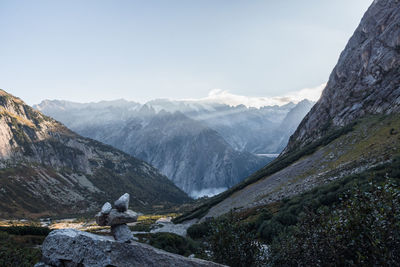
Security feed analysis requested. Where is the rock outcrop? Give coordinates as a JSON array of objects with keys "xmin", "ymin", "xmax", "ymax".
[
  {"xmin": 35, "ymin": 229, "xmax": 224, "ymax": 267},
  {"xmin": 285, "ymin": 0, "xmax": 400, "ymax": 153}
]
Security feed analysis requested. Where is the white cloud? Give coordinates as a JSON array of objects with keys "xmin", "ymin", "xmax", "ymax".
[
  {"xmin": 189, "ymin": 187, "xmax": 227, "ymax": 199},
  {"xmin": 185, "ymin": 83, "xmax": 326, "ymax": 108},
  {"xmin": 279, "ymin": 83, "xmax": 326, "ymax": 104}
]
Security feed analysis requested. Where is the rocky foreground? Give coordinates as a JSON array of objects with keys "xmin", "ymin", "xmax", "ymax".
[
  {"xmin": 35, "ymin": 193, "xmax": 224, "ymax": 267},
  {"xmin": 34, "ymin": 229, "xmax": 223, "ymax": 267}
]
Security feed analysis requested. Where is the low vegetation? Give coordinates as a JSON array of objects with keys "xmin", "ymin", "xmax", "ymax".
[
  {"xmin": 0, "ymin": 225, "xmax": 51, "ymax": 236},
  {"xmin": 136, "ymin": 232, "xmax": 198, "ymax": 257},
  {"xmin": 186, "ymin": 155, "xmax": 400, "ymax": 266},
  {"xmin": 269, "ymin": 180, "xmax": 400, "ymax": 266},
  {"xmin": 0, "ymin": 226, "xmax": 50, "ymax": 266}
]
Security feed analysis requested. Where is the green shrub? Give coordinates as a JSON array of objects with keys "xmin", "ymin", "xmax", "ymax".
[
  {"xmin": 0, "ymin": 226, "xmax": 51, "ymax": 236},
  {"xmin": 204, "ymin": 211, "xmax": 263, "ymax": 267},
  {"xmin": 254, "ymin": 209, "xmax": 273, "ymax": 229},
  {"xmin": 269, "ymin": 180, "xmax": 400, "ymax": 266},
  {"xmin": 258, "ymin": 220, "xmax": 283, "ymax": 243},
  {"xmin": 0, "ymin": 232, "xmax": 41, "ymax": 267},
  {"xmin": 275, "ymin": 211, "xmax": 297, "ymax": 226},
  {"xmin": 187, "ymin": 222, "xmax": 211, "ymax": 239},
  {"xmin": 147, "ymin": 232, "xmax": 198, "ymax": 257}
]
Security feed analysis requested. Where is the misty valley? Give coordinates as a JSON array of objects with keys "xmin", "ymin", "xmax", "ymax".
[{"xmin": 1, "ymin": 0, "xmax": 400, "ymax": 266}]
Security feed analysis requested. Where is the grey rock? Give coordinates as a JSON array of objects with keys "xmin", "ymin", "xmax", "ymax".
[
  {"xmin": 107, "ymin": 209, "xmax": 138, "ymax": 226},
  {"xmin": 151, "ymin": 218, "xmax": 198, "ymax": 237},
  {"xmin": 94, "ymin": 212, "xmax": 107, "ymax": 226},
  {"xmin": 111, "ymin": 224, "xmax": 133, "ymax": 243},
  {"xmin": 101, "ymin": 202, "xmax": 112, "ymax": 214},
  {"xmin": 34, "ymin": 263, "xmax": 52, "ymax": 267},
  {"xmin": 284, "ymin": 0, "xmax": 400, "ymax": 154},
  {"xmin": 114, "ymin": 193, "xmax": 129, "ymax": 212},
  {"xmin": 39, "ymin": 229, "xmax": 225, "ymax": 267}
]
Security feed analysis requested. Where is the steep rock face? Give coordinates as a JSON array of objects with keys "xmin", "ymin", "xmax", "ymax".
[
  {"xmin": 285, "ymin": 0, "xmax": 400, "ymax": 153},
  {"xmin": 175, "ymin": 0, "xmax": 400, "ymax": 222},
  {"xmin": 0, "ymin": 90, "xmax": 189, "ymax": 218},
  {"xmin": 75, "ymin": 111, "xmax": 269, "ymax": 197},
  {"xmin": 274, "ymin": 100, "xmax": 314, "ymax": 152}
]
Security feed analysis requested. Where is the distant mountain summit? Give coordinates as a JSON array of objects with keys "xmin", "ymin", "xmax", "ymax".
[
  {"xmin": 0, "ymin": 89, "xmax": 189, "ymax": 218},
  {"xmin": 35, "ymin": 98, "xmax": 313, "ymax": 197},
  {"xmin": 285, "ymin": 0, "xmax": 400, "ymax": 153}
]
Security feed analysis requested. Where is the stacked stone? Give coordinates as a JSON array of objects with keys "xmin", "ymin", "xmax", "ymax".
[{"xmin": 95, "ymin": 193, "xmax": 138, "ymax": 243}]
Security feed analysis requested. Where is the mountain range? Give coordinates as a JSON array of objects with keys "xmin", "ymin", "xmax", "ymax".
[
  {"xmin": 0, "ymin": 90, "xmax": 189, "ymax": 218},
  {"xmin": 35, "ymin": 98, "xmax": 314, "ymax": 197}
]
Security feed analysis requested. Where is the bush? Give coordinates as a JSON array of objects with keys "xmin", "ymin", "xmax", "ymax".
[
  {"xmin": 0, "ymin": 226, "xmax": 51, "ymax": 236},
  {"xmin": 0, "ymin": 232, "xmax": 41, "ymax": 267},
  {"xmin": 275, "ymin": 211, "xmax": 297, "ymax": 226},
  {"xmin": 187, "ymin": 222, "xmax": 211, "ymax": 239},
  {"xmin": 269, "ymin": 180, "xmax": 400, "ymax": 266},
  {"xmin": 258, "ymin": 220, "xmax": 283, "ymax": 243},
  {"xmin": 147, "ymin": 232, "xmax": 198, "ymax": 257},
  {"xmin": 204, "ymin": 211, "xmax": 264, "ymax": 267}
]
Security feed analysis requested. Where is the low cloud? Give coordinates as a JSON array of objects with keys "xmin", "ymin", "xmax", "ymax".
[
  {"xmin": 184, "ymin": 83, "xmax": 326, "ymax": 108},
  {"xmin": 189, "ymin": 187, "xmax": 227, "ymax": 199}
]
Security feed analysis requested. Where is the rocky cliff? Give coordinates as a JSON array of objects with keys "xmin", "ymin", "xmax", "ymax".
[
  {"xmin": 0, "ymin": 89, "xmax": 189, "ymax": 218},
  {"xmin": 285, "ymin": 0, "xmax": 400, "ymax": 153},
  {"xmin": 175, "ymin": 0, "xmax": 400, "ymax": 222}
]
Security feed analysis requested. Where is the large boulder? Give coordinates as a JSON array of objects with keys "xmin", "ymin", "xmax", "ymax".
[{"xmin": 36, "ymin": 229, "xmax": 225, "ymax": 267}]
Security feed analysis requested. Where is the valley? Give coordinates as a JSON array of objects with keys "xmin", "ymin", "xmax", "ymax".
[
  {"xmin": 35, "ymin": 98, "xmax": 312, "ymax": 197},
  {"xmin": 1, "ymin": 0, "xmax": 400, "ymax": 266}
]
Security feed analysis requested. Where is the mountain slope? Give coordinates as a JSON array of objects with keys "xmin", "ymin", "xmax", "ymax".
[
  {"xmin": 51, "ymin": 109, "xmax": 269, "ymax": 197},
  {"xmin": 174, "ymin": 0, "xmax": 400, "ymax": 222},
  {"xmin": 187, "ymin": 102, "xmax": 302, "ymax": 154},
  {"xmin": 0, "ymin": 89, "xmax": 189, "ymax": 218},
  {"xmin": 284, "ymin": 0, "xmax": 400, "ymax": 153}
]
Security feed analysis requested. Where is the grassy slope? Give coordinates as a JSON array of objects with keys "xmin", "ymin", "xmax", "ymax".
[{"xmin": 174, "ymin": 114, "xmax": 400, "ymax": 223}]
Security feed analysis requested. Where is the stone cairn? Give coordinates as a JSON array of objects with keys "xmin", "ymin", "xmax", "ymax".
[{"xmin": 95, "ymin": 193, "xmax": 138, "ymax": 243}]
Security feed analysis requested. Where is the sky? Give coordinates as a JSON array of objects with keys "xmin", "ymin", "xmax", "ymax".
[{"xmin": 0, "ymin": 0, "xmax": 372, "ymax": 106}]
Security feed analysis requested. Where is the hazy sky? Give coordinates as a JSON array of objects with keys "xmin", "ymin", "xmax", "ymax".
[{"xmin": 0, "ymin": 0, "xmax": 372, "ymax": 105}]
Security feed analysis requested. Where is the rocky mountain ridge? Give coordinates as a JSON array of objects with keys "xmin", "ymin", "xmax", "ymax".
[
  {"xmin": 285, "ymin": 0, "xmax": 400, "ymax": 153},
  {"xmin": 175, "ymin": 0, "xmax": 400, "ymax": 222},
  {"xmin": 0, "ymin": 89, "xmax": 189, "ymax": 218},
  {"xmin": 35, "ymin": 98, "xmax": 313, "ymax": 197}
]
